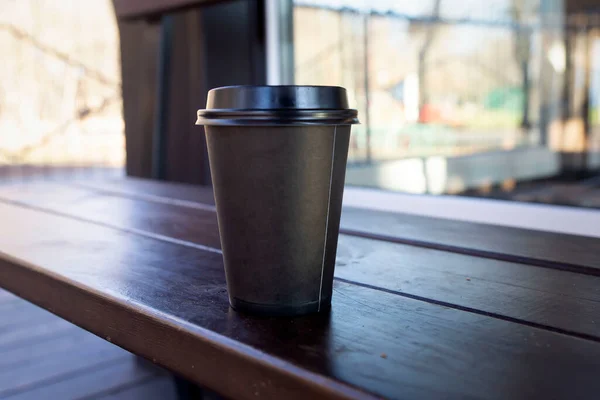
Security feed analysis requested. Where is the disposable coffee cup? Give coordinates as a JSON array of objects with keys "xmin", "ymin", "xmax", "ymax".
[{"xmin": 196, "ymin": 85, "xmax": 358, "ymax": 316}]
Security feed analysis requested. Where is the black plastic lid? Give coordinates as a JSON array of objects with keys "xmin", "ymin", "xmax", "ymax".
[{"xmin": 196, "ymin": 85, "xmax": 359, "ymax": 126}]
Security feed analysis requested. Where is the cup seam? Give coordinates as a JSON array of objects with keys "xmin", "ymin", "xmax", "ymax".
[{"xmin": 318, "ymin": 125, "xmax": 337, "ymax": 311}]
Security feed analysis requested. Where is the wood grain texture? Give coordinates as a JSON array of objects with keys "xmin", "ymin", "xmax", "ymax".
[
  {"xmin": 0, "ymin": 183, "xmax": 221, "ymax": 249},
  {"xmin": 74, "ymin": 178, "xmax": 215, "ymax": 205},
  {"xmin": 340, "ymin": 207, "xmax": 600, "ymax": 275},
  {"xmin": 2, "ymin": 183, "xmax": 600, "ymax": 341},
  {"xmin": 335, "ymin": 235, "xmax": 600, "ymax": 340},
  {"xmin": 1, "ymin": 203, "xmax": 600, "ymax": 399},
  {"xmin": 72, "ymin": 178, "xmax": 600, "ymax": 274}
]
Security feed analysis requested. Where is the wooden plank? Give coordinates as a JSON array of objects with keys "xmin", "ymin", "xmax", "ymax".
[
  {"xmin": 0, "ymin": 303, "xmax": 59, "ymax": 332},
  {"xmin": 116, "ymin": 18, "xmax": 161, "ymax": 178},
  {"xmin": 0, "ymin": 339, "xmax": 129, "ymax": 397},
  {"xmin": 72, "ymin": 178, "xmax": 600, "ymax": 273},
  {"xmin": 1, "ymin": 203, "xmax": 600, "ymax": 399},
  {"xmin": 160, "ymin": 0, "xmax": 266, "ymax": 184},
  {"xmin": 95, "ymin": 376, "xmax": 178, "ymax": 400},
  {"xmin": 4, "ymin": 357, "xmax": 156, "ymax": 400},
  {"xmin": 0, "ymin": 318, "xmax": 76, "ymax": 352},
  {"xmin": 335, "ymin": 235, "xmax": 600, "ymax": 341},
  {"xmin": 162, "ymin": 8, "xmax": 211, "ymax": 185},
  {"xmin": 71, "ymin": 178, "xmax": 216, "ymax": 211},
  {"xmin": 0, "ymin": 184, "xmax": 221, "ymax": 249},
  {"xmin": 74, "ymin": 178, "xmax": 215, "ymax": 205},
  {"xmin": 70, "ymin": 178, "xmax": 216, "ymax": 206},
  {"xmin": 0, "ymin": 329, "xmax": 103, "ymax": 371},
  {"xmin": 2, "ymin": 183, "xmax": 600, "ymax": 341},
  {"xmin": 339, "ymin": 207, "xmax": 600, "ymax": 275}
]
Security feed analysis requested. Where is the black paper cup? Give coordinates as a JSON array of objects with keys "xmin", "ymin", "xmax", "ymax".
[{"xmin": 196, "ymin": 86, "xmax": 358, "ymax": 316}]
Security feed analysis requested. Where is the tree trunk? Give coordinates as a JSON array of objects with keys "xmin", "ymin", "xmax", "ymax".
[{"xmin": 521, "ymin": 59, "xmax": 531, "ymax": 129}]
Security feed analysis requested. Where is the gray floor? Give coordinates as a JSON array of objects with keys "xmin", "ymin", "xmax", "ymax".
[{"xmin": 0, "ymin": 289, "xmax": 178, "ymax": 400}]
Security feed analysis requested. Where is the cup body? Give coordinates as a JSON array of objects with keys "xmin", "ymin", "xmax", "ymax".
[
  {"xmin": 196, "ymin": 85, "xmax": 358, "ymax": 316},
  {"xmin": 206, "ymin": 124, "xmax": 350, "ymax": 316}
]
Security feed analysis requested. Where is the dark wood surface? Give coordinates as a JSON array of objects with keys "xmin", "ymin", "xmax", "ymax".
[
  {"xmin": 70, "ymin": 178, "xmax": 600, "ymax": 274},
  {"xmin": 340, "ymin": 207, "xmax": 600, "ymax": 275},
  {"xmin": 0, "ymin": 290, "xmax": 176, "ymax": 400},
  {"xmin": 76, "ymin": 177, "xmax": 216, "ymax": 205},
  {"xmin": 115, "ymin": 0, "xmax": 267, "ymax": 183},
  {"xmin": 162, "ymin": 7, "xmax": 211, "ymax": 185},
  {"xmin": 2, "ymin": 182, "xmax": 600, "ymax": 342},
  {"xmin": 162, "ymin": 0, "xmax": 266, "ymax": 184},
  {"xmin": 0, "ymin": 179, "xmax": 599, "ymax": 399}
]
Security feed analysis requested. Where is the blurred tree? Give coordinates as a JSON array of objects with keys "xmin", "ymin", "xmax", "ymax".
[
  {"xmin": 510, "ymin": 0, "xmax": 536, "ymax": 130},
  {"xmin": 0, "ymin": 0, "xmax": 122, "ymax": 167},
  {"xmin": 418, "ymin": 0, "xmax": 441, "ymax": 122}
]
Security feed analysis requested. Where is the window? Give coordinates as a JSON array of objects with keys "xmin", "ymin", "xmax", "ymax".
[
  {"xmin": 289, "ymin": 0, "xmax": 600, "ymax": 210},
  {"xmin": 0, "ymin": 0, "xmax": 124, "ymax": 181}
]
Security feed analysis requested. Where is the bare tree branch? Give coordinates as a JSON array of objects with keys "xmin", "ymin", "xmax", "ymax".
[
  {"xmin": 0, "ymin": 23, "xmax": 120, "ymax": 88},
  {"xmin": 0, "ymin": 95, "xmax": 120, "ymax": 163},
  {"xmin": 510, "ymin": 0, "xmax": 533, "ymax": 129}
]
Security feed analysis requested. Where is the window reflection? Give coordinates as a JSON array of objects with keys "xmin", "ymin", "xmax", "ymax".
[{"xmin": 294, "ymin": 0, "xmax": 600, "ymax": 207}]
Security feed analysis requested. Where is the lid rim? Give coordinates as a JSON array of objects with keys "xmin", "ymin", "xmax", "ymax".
[{"xmin": 196, "ymin": 108, "xmax": 359, "ymax": 126}]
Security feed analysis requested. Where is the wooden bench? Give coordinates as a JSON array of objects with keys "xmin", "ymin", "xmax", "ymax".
[{"xmin": 0, "ymin": 178, "xmax": 599, "ymax": 399}]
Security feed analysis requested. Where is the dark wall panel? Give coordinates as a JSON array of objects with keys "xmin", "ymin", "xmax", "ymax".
[{"xmin": 115, "ymin": 0, "xmax": 266, "ymax": 184}]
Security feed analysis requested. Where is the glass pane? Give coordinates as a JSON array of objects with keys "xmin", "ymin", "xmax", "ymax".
[
  {"xmin": 0, "ymin": 0, "xmax": 123, "ymax": 182},
  {"xmin": 293, "ymin": 0, "xmax": 600, "ymax": 208}
]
